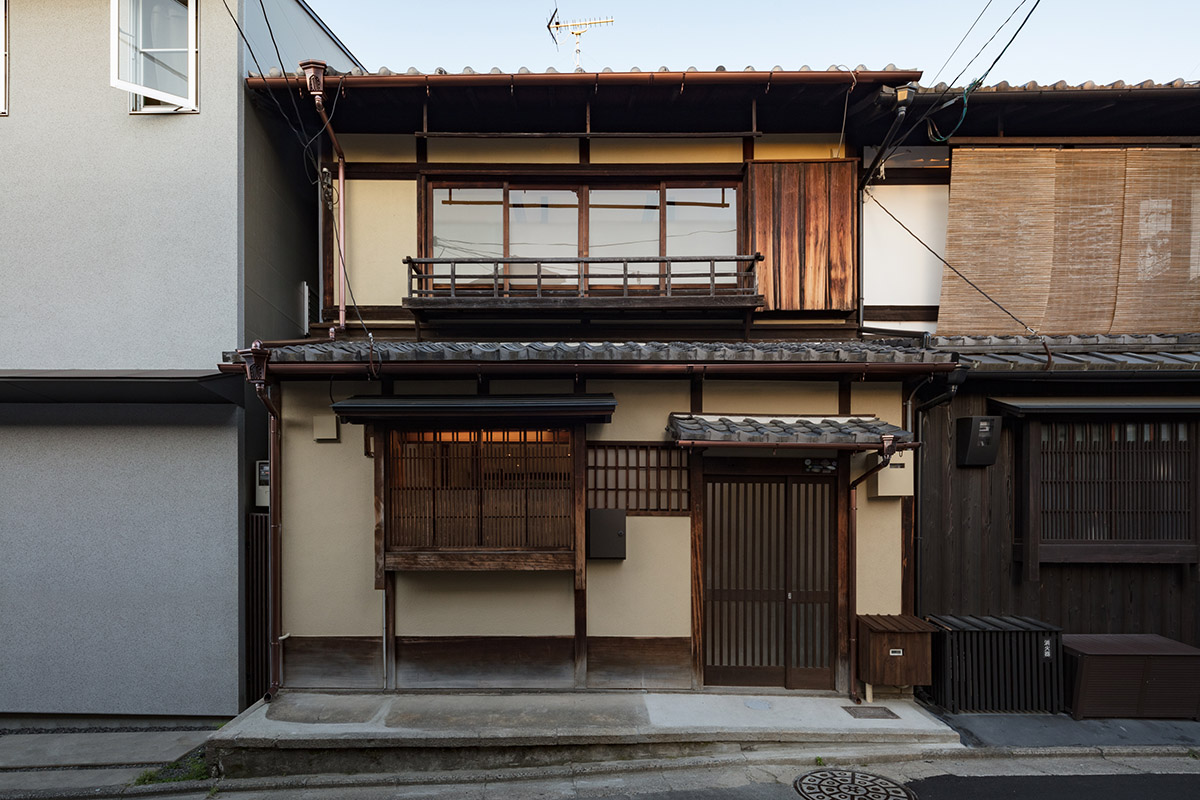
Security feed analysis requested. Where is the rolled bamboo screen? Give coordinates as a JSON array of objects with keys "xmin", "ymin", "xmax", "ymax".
[{"xmin": 938, "ymin": 148, "xmax": 1200, "ymax": 336}]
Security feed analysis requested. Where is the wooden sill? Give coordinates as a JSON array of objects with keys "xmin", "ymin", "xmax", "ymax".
[
  {"xmin": 1020, "ymin": 541, "xmax": 1199, "ymax": 564},
  {"xmin": 385, "ymin": 550, "xmax": 575, "ymax": 571}
]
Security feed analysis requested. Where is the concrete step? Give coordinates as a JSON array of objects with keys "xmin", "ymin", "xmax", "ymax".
[{"xmin": 207, "ymin": 692, "xmax": 964, "ymax": 778}]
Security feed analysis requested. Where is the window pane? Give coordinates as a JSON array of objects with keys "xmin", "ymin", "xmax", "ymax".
[
  {"xmin": 431, "ymin": 188, "xmax": 503, "ymax": 259},
  {"xmin": 667, "ymin": 187, "xmax": 738, "ymax": 286},
  {"xmin": 115, "ymin": 0, "xmax": 191, "ymax": 104},
  {"xmin": 431, "ymin": 188, "xmax": 502, "ymax": 285},
  {"xmin": 510, "ymin": 189, "xmax": 579, "ymax": 286},
  {"xmin": 590, "ymin": 189, "xmax": 660, "ymax": 286}
]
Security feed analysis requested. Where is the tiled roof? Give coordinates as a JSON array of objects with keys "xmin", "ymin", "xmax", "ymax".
[
  {"xmin": 255, "ymin": 65, "xmax": 1199, "ymax": 92},
  {"xmin": 668, "ymin": 413, "xmax": 913, "ymax": 445},
  {"xmin": 934, "ymin": 334, "xmax": 1200, "ymax": 372},
  {"xmin": 225, "ymin": 340, "xmax": 953, "ymax": 365},
  {"xmin": 259, "ymin": 64, "xmax": 912, "ymax": 77}
]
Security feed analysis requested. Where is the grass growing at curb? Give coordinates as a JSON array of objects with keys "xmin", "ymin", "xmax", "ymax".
[{"xmin": 132, "ymin": 750, "xmax": 210, "ymax": 785}]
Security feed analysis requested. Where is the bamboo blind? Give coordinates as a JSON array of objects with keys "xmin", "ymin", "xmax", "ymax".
[{"xmin": 939, "ymin": 148, "xmax": 1200, "ymax": 336}]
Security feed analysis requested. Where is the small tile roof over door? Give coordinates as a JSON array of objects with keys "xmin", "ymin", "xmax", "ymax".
[{"xmin": 668, "ymin": 413, "xmax": 913, "ymax": 446}]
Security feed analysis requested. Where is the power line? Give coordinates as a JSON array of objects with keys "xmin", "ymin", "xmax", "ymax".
[
  {"xmin": 927, "ymin": 1, "xmax": 994, "ymax": 88},
  {"xmin": 865, "ymin": 190, "xmax": 1037, "ymax": 335}
]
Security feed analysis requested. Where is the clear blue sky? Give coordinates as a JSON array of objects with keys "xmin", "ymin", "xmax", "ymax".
[{"xmin": 301, "ymin": 0, "xmax": 1199, "ymax": 86}]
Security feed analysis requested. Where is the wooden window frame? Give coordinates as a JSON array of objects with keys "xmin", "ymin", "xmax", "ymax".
[
  {"xmin": 587, "ymin": 441, "xmax": 690, "ymax": 516},
  {"xmin": 1019, "ymin": 417, "xmax": 1200, "ymax": 580},
  {"xmin": 382, "ymin": 425, "xmax": 585, "ymax": 572},
  {"xmin": 425, "ymin": 178, "xmax": 744, "ymax": 262}
]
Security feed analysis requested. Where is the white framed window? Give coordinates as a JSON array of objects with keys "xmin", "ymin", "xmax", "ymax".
[
  {"xmin": 111, "ymin": 0, "xmax": 198, "ymax": 112},
  {"xmin": 2, "ymin": 1, "xmax": 8, "ymax": 116}
]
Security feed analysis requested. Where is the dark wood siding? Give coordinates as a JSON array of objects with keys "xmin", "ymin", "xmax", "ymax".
[
  {"xmin": 918, "ymin": 392, "xmax": 1200, "ymax": 647},
  {"xmin": 747, "ymin": 161, "xmax": 857, "ymax": 312}
]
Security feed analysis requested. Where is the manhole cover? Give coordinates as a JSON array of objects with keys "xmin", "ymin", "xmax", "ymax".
[
  {"xmin": 842, "ymin": 705, "xmax": 900, "ymax": 720},
  {"xmin": 794, "ymin": 769, "xmax": 915, "ymax": 800}
]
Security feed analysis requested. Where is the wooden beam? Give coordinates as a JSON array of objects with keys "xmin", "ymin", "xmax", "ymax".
[
  {"xmin": 385, "ymin": 551, "xmax": 575, "ymax": 571},
  {"xmin": 1023, "ymin": 420, "xmax": 1042, "ymax": 583},
  {"xmin": 384, "ymin": 572, "xmax": 396, "ymax": 689},
  {"xmin": 901, "ymin": 496, "xmax": 915, "ymax": 616}
]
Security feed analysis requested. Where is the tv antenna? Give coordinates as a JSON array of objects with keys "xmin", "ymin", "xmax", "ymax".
[{"xmin": 546, "ymin": 8, "xmax": 614, "ymax": 70}]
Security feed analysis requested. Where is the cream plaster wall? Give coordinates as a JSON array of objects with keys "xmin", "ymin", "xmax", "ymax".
[
  {"xmin": 755, "ymin": 135, "xmax": 845, "ymax": 159},
  {"xmin": 428, "ymin": 139, "xmax": 579, "ymax": 164},
  {"xmin": 701, "ymin": 380, "xmax": 840, "ymax": 416},
  {"xmin": 394, "ymin": 573, "xmax": 575, "ymax": 636},
  {"xmin": 587, "ymin": 517, "xmax": 691, "ymax": 637},
  {"xmin": 281, "ymin": 381, "xmax": 382, "ymax": 636},
  {"xmin": 850, "ymin": 382, "xmax": 903, "ymax": 424},
  {"xmin": 340, "ymin": 134, "xmax": 417, "ymax": 162},
  {"xmin": 854, "ymin": 485, "xmax": 903, "ymax": 616},
  {"xmin": 848, "ymin": 381, "xmax": 906, "ymax": 615},
  {"xmin": 344, "ymin": 179, "xmax": 418, "ymax": 307},
  {"xmin": 586, "ymin": 380, "xmax": 690, "ymax": 442},
  {"xmin": 590, "ymin": 139, "xmax": 742, "ymax": 164}
]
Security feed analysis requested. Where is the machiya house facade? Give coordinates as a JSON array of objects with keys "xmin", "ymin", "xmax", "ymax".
[{"xmin": 224, "ymin": 63, "xmax": 961, "ymax": 696}]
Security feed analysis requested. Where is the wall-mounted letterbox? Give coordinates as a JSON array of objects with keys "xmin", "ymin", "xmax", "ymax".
[
  {"xmin": 956, "ymin": 415, "xmax": 1001, "ymax": 467},
  {"xmin": 587, "ymin": 509, "xmax": 626, "ymax": 559},
  {"xmin": 858, "ymin": 614, "xmax": 938, "ymax": 687}
]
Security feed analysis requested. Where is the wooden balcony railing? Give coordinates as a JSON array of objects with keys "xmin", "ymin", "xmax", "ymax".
[{"xmin": 402, "ymin": 255, "xmax": 763, "ymax": 315}]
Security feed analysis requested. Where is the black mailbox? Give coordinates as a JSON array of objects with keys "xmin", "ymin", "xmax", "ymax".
[
  {"xmin": 587, "ymin": 509, "xmax": 626, "ymax": 559},
  {"xmin": 956, "ymin": 415, "xmax": 1001, "ymax": 467}
]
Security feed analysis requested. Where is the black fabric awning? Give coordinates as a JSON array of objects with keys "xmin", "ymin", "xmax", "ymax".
[
  {"xmin": 331, "ymin": 394, "xmax": 617, "ymax": 426},
  {"xmin": 990, "ymin": 397, "xmax": 1200, "ymax": 417}
]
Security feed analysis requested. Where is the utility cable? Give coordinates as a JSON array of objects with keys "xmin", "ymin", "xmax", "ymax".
[
  {"xmin": 927, "ymin": 0, "xmax": 994, "ymax": 89},
  {"xmin": 258, "ymin": 0, "xmax": 312, "ymax": 144},
  {"xmin": 865, "ymin": 190, "xmax": 1037, "ymax": 335},
  {"xmin": 327, "ymin": 183, "xmax": 380, "ymax": 378}
]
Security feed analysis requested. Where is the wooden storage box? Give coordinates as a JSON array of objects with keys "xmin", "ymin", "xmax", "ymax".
[
  {"xmin": 857, "ymin": 614, "xmax": 938, "ymax": 687},
  {"xmin": 1064, "ymin": 633, "xmax": 1200, "ymax": 720}
]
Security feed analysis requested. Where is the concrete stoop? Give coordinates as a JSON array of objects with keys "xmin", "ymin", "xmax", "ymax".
[{"xmin": 206, "ymin": 691, "xmax": 965, "ymax": 779}]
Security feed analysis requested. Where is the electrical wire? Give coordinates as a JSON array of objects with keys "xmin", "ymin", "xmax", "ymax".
[
  {"xmin": 258, "ymin": 0, "xmax": 312, "ymax": 143},
  {"xmin": 865, "ymin": 190, "xmax": 1037, "ymax": 335},
  {"xmin": 832, "ymin": 66, "xmax": 858, "ymax": 159},
  {"xmin": 869, "ymin": 0, "xmax": 1039, "ymax": 184},
  {"xmin": 327, "ymin": 184, "xmax": 380, "ymax": 378},
  {"xmin": 220, "ymin": 0, "xmax": 320, "ymax": 181},
  {"xmin": 927, "ymin": 1, "xmax": 994, "ymax": 89}
]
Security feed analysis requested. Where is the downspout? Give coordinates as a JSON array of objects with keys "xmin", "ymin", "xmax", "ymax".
[
  {"xmin": 846, "ymin": 433, "xmax": 897, "ymax": 703},
  {"xmin": 299, "ymin": 60, "xmax": 347, "ymax": 331},
  {"xmin": 238, "ymin": 342, "xmax": 283, "ymax": 701}
]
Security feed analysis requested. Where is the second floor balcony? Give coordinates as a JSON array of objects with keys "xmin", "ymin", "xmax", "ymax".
[{"xmin": 402, "ymin": 254, "xmax": 763, "ymax": 318}]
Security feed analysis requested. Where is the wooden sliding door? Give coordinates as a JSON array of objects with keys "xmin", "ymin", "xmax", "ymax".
[{"xmin": 704, "ymin": 473, "xmax": 835, "ymax": 689}]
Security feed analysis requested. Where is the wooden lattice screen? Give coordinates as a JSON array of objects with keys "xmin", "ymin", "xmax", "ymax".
[
  {"xmin": 587, "ymin": 443, "xmax": 689, "ymax": 515},
  {"xmin": 1039, "ymin": 420, "xmax": 1194, "ymax": 543},
  {"xmin": 387, "ymin": 429, "xmax": 574, "ymax": 550}
]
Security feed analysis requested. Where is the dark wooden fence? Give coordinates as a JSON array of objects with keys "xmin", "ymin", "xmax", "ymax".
[{"xmin": 245, "ymin": 512, "xmax": 270, "ymax": 704}]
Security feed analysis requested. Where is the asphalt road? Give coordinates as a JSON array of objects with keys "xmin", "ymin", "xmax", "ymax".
[{"xmin": 906, "ymin": 773, "xmax": 1200, "ymax": 800}]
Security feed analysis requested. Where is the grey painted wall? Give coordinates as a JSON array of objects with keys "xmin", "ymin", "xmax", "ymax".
[
  {"xmin": 0, "ymin": 405, "xmax": 242, "ymax": 717},
  {"xmin": 1, "ymin": 0, "xmax": 243, "ymax": 371}
]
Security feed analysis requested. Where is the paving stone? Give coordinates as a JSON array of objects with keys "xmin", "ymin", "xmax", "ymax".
[
  {"xmin": 0, "ymin": 767, "xmax": 145, "ymax": 792},
  {"xmin": 0, "ymin": 731, "xmax": 210, "ymax": 769}
]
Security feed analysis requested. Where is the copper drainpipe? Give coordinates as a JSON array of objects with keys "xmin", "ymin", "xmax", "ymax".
[
  {"xmin": 299, "ymin": 60, "xmax": 347, "ymax": 331},
  {"xmin": 238, "ymin": 341, "xmax": 284, "ymax": 700},
  {"xmin": 846, "ymin": 433, "xmax": 898, "ymax": 703}
]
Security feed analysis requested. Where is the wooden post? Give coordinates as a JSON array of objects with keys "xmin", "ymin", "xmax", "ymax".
[
  {"xmin": 573, "ymin": 426, "xmax": 588, "ymax": 686},
  {"xmin": 1023, "ymin": 420, "xmax": 1042, "ymax": 583},
  {"xmin": 689, "ymin": 450, "xmax": 705, "ymax": 688}
]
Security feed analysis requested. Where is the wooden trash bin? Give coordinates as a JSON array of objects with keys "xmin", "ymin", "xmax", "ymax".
[
  {"xmin": 857, "ymin": 614, "xmax": 938, "ymax": 696},
  {"xmin": 1064, "ymin": 633, "xmax": 1200, "ymax": 720}
]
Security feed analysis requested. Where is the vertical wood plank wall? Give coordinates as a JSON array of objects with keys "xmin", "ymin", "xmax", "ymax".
[
  {"xmin": 748, "ymin": 161, "xmax": 857, "ymax": 312},
  {"xmin": 918, "ymin": 393, "xmax": 1200, "ymax": 647}
]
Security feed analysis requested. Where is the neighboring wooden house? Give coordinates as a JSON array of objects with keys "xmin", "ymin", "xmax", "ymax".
[
  {"xmin": 894, "ymin": 82, "xmax": 1200, "ymax": 645},
  {"xmin": 225, "ymin": 63, "xmax": 958, "ymax": 696}
]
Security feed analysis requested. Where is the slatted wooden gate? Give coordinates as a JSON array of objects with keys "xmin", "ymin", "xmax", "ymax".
[{"xmin": 704, "ymin": 475, "xmax": 835, "ymax": 689}]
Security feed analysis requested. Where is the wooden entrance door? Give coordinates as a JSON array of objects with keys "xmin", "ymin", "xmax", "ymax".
[{"xmin": 703, "ymin": 474, "xmax": 835, "ymax": 689}]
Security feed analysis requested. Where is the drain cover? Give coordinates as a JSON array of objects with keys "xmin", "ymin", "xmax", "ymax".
[
  {"xmin": 794, "ymin": 769, "xmax": 915, "ymax": 800},
  {"xmin": 842, "ymin": 705, "xmax": 900, "ymax": 720}
]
